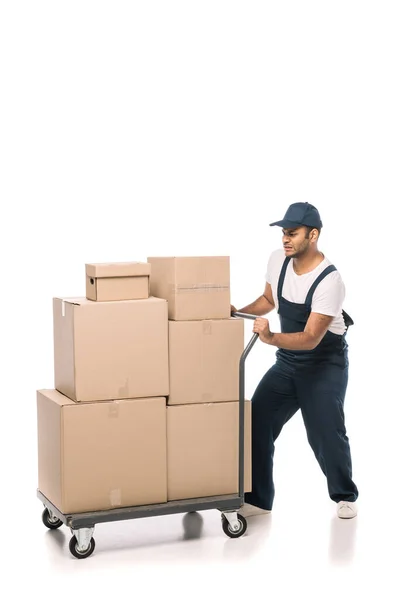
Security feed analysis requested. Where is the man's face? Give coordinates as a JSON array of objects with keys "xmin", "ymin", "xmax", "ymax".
[{"xmin": 282, "ymin": 226, "xmax": 312, "ymax": 258}]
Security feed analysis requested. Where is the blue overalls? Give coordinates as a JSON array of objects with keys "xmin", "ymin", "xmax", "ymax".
[{"xmin": 244, "ymin": 257, "xmax": 359, "ymax": 510}]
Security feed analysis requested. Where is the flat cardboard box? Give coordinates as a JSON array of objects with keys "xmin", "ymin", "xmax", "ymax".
[
  {"xmin": 147, "ymin": 256, "xmax": 230, "ymax": 320},
  {"xmin": 168, "ymin": 318, "xmax": 244, "ymax": 405},
  {"xmin": 53, "ymin": 296, "xmax": 169, "ymax": 402},
  {"xmin": 37, "ymin": 390, "xmax": 167, "ymax": 513},
  {"xmin": 167, "ymin": 400, "xmax": 252, "ymax": 501},
  {"xmin": 86, "ymin": 262, "xmax": 150, "ymax": 301}
]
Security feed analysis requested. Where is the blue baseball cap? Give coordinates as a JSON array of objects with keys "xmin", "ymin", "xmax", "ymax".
[{"xmin": 269, "ymin": 202, "xmax": 323, "ymax": 229}]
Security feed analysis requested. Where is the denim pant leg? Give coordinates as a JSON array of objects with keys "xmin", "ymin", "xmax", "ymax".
[
  {"xmin": 295, "ymin": 361, "xmax": 359, "ymax": 503},
  {"xmin": 244, "ymin": 361, "xmax": 299, "ymax": 510}
]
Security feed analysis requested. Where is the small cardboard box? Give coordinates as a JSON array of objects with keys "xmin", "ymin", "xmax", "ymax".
[
  {"xmin": 147, "ymin": 256, "xmax": 230, "ymax": 320},
  {"xmin": 86, "ymin": 262, "xmax": 151, "ymax": 301}
]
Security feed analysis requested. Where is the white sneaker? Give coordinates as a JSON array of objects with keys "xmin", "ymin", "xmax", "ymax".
[
  {"xmin": 337, "ymin": 500, "xmax": 358, "ymax": 519},
  {"xmin": 238, "ymin": 502, "xmax": 271, "ymax": 518}
]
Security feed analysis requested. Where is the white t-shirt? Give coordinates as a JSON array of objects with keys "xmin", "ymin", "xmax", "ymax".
[{"xmin": 265, "ymin": 249, "xmax": 346, "ymax": 335}]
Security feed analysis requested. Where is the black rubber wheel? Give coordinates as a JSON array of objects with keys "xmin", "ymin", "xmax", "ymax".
[
  {"xmin": 42, "ymin": 508, "xmax": 63, "ymax": 530},
  {"xmin": 69, "ymin": 535, "xmax": 96, "ymax": 559},
  {"xmin": 222, "ymin": 514, "xmax": 247, "ymax": 538}
]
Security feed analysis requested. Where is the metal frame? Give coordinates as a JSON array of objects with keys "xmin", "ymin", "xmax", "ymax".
[
  {"xmin": 236, "ymin": 313, "xmax": 259, "ymax": 499},
  {"xmin": 38, "ymin": 312, "xmax": 258, "ymax": 533},
  {"xmin": 38, "ymin": 490, "xmax": 245, "ymax": 529}
]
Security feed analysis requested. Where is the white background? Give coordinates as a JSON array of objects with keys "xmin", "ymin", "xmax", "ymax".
[{"xmin": 1, "ymin": 1, "xmax": 399, "ymax": 598}]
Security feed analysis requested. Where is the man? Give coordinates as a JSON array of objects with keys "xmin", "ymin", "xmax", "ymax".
[{"xmin": 231, "ymin": 202, "xmax": 358, "ymax": 519}]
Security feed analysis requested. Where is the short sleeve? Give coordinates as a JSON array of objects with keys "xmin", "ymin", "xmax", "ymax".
[
  {"xmin": 311, "ymin": 272, "xmax": 345, "ymax": 317},
  {"xmin": 265, "ymin": 252, "xmax": 276, "ymax": 283}
]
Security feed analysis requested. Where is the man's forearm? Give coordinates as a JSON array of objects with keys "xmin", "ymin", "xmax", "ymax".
[
  {"xmin": 238, "ymin": 295, "xmax": 275, "ymax": 316},
  {"xmin": 267, "ymin": 331, "xmax": 316, "ymax": 351}
]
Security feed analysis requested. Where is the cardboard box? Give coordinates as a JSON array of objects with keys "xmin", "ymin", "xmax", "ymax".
[
  {"xmin": 53, "ymin": 296, "xmax": 169, "ymax": 402},
  {"xmin": 37, "ymin": 390, "xmax": 167, "ymax": 513},
  {"xmin": 167, "ymin": 400, "xmax": 252, "ymax": 501},
  {"xmin": 168, "ymin": 318, "xmax": 244, "ymax": 405},
  {"xmin": 86, "ymin": 262, "xmax": 150, "ymax": 301},
  {"xmin": 147, "ymin": 256, "xmax": 230, "ymax": 320}
]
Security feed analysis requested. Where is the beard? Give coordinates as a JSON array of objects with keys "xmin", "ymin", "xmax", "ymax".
[{"xmin": 287, "ymin": 244, "xmax": 309, "ymax": 258}]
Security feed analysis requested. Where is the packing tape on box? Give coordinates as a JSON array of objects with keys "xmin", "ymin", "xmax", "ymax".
[
  {"xmin": 109, "ymin": 488, "xmax": 122, "ymax": 507},
  {"xmin": 118, "ymin": 379, "xmax": 130, "ymax": 398},
  {"xmin": 203, "ymin": 321, "xmax": 212, "ymax": 335},
  {"xmin": 61, "ymin": 300, "xmax": 66, "ymax": 317},
  {"xmin": 169, "ymin": 283, "xmax": 229, "ymax": 294},
  {"xmin": 108, "ymin": 403, "xmax": 119, "ymax": 418}
]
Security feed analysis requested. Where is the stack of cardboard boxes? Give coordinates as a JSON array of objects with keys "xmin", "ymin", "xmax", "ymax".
[{"xmin": 37, "ymin": 257, "xmax": 251, "ymax": 515}]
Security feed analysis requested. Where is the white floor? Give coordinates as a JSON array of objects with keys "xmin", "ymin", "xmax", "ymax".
[
  {"xmin": 6, "ymin": 411, "xmax": 399, "ymax": 600},
  {"xmin": 10, "ymin": 487, "xmax": 396, "ymax": 600}
]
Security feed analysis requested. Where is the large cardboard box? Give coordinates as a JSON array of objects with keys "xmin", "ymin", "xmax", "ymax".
[
  {"xmin": 37, "ymin": 390, "xmax": 168, "ymax": 513},
  {"xmin": 168, "ymin": 318, "xmax": 244, "ymax": 405},
  {"xmin": 167, "ymin": 400, "xmax": 252, "ymax": 501},
  {"xmin": 147, "ymin": 256, "xmax": 230, "ymax": 320},
  {"xmin": 53, "ymin": 296, "xmax": 169, "ymax": 402},
  {"xmin": 85, "ymin": 262, "xmax": 150, "ymax": 302}
]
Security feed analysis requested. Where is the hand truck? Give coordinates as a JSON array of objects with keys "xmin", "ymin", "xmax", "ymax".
[{"xmin": 38, "ymin": 312, "xmax": 258, "ymax": 558}]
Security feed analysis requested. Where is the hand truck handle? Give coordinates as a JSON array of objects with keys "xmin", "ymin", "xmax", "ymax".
[
  {"xmin": 231, "ymin": 311, "xmax": 258, "ymax": 321},
  {"xmin": 231, "ymin": 311, "xmax": 260, "ymax": 500}
]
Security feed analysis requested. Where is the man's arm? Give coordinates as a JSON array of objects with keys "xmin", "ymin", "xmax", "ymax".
[
  {"xmin": 255, "ymin": 312, "xmax": 335, "ymax": 350},
  {"xmin": 235, "ymin": 282, "xmax": 275, "ymax": 316}
]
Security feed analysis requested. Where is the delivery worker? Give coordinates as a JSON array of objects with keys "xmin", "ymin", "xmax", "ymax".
[{"xmin": 232, "ymin": 202, "xmax": 358, "ymax": 519}]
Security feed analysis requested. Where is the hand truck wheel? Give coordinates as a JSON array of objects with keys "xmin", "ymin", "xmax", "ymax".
[
  {"xmin": 221, "ymin": 513, "xmax": 247, "ymax": 538},
  {"xmin": 69, "ymin": 535, "xmax": 96, "ymax": 559},
  {"xmin": 42, "ymin": 508, "xmax": 63, "ymax": 530}
]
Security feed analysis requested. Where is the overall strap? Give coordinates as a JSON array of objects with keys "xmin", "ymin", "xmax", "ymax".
[
  {"xmin": 277, "ymin": 257, "xmax": 291, "ymax": 301},
  {"xmin": 304, "ymin": 264, "xmax": 337, "ymax": 305}
]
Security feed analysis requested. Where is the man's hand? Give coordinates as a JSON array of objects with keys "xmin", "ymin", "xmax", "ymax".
[
  {"xmin": 253, "ymin": 317, "xmax": 274, "ymax": 344},
  {"xmin": 230, "ymin": 304, "xmax": 238, "ymax": 315}
]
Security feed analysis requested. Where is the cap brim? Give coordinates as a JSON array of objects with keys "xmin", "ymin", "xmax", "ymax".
[{"xmin": 269, "ymin": 220, "xmax": 304, "ymax": 228}]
